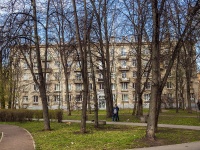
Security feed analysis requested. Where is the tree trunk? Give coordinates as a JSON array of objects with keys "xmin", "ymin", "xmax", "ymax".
[{"xmin": 31, "ymin": 0, "xmax": 50, "ymax": 130}]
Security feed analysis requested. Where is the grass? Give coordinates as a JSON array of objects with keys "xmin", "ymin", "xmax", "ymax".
[{"xmin": 1, "ymin": 108, "xmax": 200, "ymax": 150}]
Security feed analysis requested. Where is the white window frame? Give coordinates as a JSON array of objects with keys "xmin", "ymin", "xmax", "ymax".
[
  {"xmin": 133, "ymin": 71, "xmax": 137, "ymax": 78},
  {"xmin": 121, "ymin": 60, "xmax": 127, "ymax": 68},
  {"xmin": 76, "ymin": 84, "xmax": 82, "ymax": 91},
  {"xmin": 55, "ymin": 84, "xmax": 61, "ymax": 91},
  {"xmin": 111, "ymin": 83, "xmax": 115, "ymax": 90},
  {"xmin": 121, "ymin": 48, "xmax": 127, "ymax": 56},
  {"xmin": 132, "ymin": 59, "xmax": 137, "ymax": 67},
  {"xmin": 23, "ymin": 74, "xmax": 29, "ymax": 80},
  {"xmin": 99, "ymin": 83, "xmax": 104, "ymax": 90},
  {"xmin": 122, "ymin": 71, "xmax": 126, "ymax": 78},
  {"xmin": 144, "ymin": 82, "xmax": 151, "ymax": 90},
  {"xmin": 54, "ymin": 95, "xmax": 60, "ymax": 102},
  {"xmin": 23, "ymin": 96, "xmax": 28, "ymax": 102},
  {"xmin": 122, "ymin": 94, "xmax": 128, "ymax": 101},
  {"xmin": 34, "ymin": 84, "xmax": 39, "ymax": 91},
  {"xmin": 166, "ymin": 82, "xmax": 172, "ymax": 89},
  {"xmin": 121, "ymin": 82, "xmax": 128, "ymax": 90},
  {"xmin": 144, "ymin": 93, "xmax": 151, "ymax": 101},
  {"xmin": 33, "ymin": 96, "xmax": 38, "ymax": 103}
]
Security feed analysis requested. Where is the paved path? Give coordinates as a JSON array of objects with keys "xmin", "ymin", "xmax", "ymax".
[{"xmin": 0, "ymin": 124, "xmax": 35, "ymax": 150}]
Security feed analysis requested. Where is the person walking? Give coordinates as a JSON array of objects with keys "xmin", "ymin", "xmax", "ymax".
[{"xmin": 112, "ymin": 104, "xmax": 119, "ymax": 121}]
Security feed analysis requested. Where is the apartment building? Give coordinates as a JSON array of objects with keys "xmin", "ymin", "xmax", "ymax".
[{"xmin": 13, "ymin": 40, "xmax": 199, "ymax": 110}]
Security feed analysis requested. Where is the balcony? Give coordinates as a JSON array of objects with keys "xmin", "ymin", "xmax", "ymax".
[
  {"xmin": 41, "ymin": 56, "xmax": 52, "ymax": 62},
  {"xmin": 118, "ymin": 55, "xmax": 129, "ymax": 60},
  {"xmin": 43, "ymin": 68, "xmax": 52, "ymax": 73},
  {"xmin": 74, "ymin": 79, "xmax": 83, "ymax": 83},
  {"xmin": 74, "ymin": 67, "xmax": 81, "ymax": 72},
  {"xmin": 119, "ymin": 78, "xmax": 130, "ymax": 82},
  {"xmin": 97, "ymin": 78, "xmax": 104, "ymax": 82},
  {"xmin": 96, "ymin": 66, "xmax": 104, "ymax": 71},
  {"xmin": 118, "ymin": 66, "xmax": 130, "ymax": 71}
]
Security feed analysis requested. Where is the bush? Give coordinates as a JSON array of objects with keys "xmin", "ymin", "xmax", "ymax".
[
  {"xmin": 0, "ymin": 109, "xmax": 63, "ymax": 123},
  {"xmin": 49, "ymin": 109, "xmax": 63, "ymax": 123},
  {"xmin": 34, "ymin": 110, "xmax": 43, "ymax": 121}
]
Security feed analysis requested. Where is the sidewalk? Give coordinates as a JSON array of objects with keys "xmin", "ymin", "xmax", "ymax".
[{"xmin": 0, "ymin": 124, "xmax": 35, "ymax": 150}]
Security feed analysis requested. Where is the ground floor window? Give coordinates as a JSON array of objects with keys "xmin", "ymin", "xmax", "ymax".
[
  {"xmin": 144, "ymin": 93, "xmax": 151, "ymax": 101},
  {"xmin": 23, "ymin": 96, "xmax": 28, "ymax": 102},
  {"xmin": 122, "ymin": 94, "xmax": 128, "ymax": 101},
  {"xmin": 33, "ymin": 96, "xmax": 38, "ymax": 103}
]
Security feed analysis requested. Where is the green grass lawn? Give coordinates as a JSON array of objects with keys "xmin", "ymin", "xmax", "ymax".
[{"xmin": 1, "ymin": 108, "xmax": 200, "ymax": 150}]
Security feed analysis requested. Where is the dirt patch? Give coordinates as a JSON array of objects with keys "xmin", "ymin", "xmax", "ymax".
[{"xmin": 133, "ymin": 137, "xmax": 167, "ymax": 148}]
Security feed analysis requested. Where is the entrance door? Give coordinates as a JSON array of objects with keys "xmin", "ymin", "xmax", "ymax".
[{"xmin": 99, "ymin": 100, "xmax": 106, "ymax": 109}]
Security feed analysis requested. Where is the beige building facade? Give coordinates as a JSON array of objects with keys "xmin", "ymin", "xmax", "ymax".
[{"xmin": 13, "ymin": 41, "xmax": 199, "ymax": 110}]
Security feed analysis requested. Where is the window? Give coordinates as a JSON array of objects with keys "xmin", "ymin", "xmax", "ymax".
[
  {"xmin": 67, "ymin": 61, "xmax": 72, "ymax": 67},
  {"xmin": 167, "ymin": 93, "xmax": 173, "ymax": 98},
  {"xmin": 33, "ymin": 62, "xmax": 38, "ymax": 69},
  {"xmin": 46, "ymin": 73, "xmax": 49, "ymax": 81},
  {"xmin": 144, "ymin": 49, "xmax": 149, "ymax": 55},
  {"xmin": 98, "ymin": 61, "xmax": 102, "ymax": 69},
  {"xmin": 99, "ymin": 83, "xmax": 104, "ymax": 90},
  {"xmin": 54, "ymin": 95, "xmax": 60, "ymax": 102},
  {"xmin": 75, "ymin": 94, "xmax": 82, "ymax": 101},
  {"xmin": 68, "ymin": 84, "xmax": 72, "ymax": 91},
  {"xmin": 143, "ymin": 60, "xmax": 148, "ymax": 66},
  {"xmin": 46, "ymin": 85, "xmax": 49, "ymax": 91},
  {"xmin": 46, "ymin": 62, "xmax": 50, "ymax": 68},
  {"xmin": 110, "ymin": 48, "xmax": 114, "ymax": 56},
  {"xmin": 54, "ymin": 72, "xmax": 60, "ymax": 80},
  {"xmin": 143, "ymin": 71, "xmax": 148, "ymax": 77},
  {"xmin": 122, "ymin": 94, "xmax": 128, "ymax": 101},
  {"xmin": 23, "ymin": 96, "xmax": 28, "ymax": 102},
  {"xmin": 121, "ymin": 48, "xmax": 126, "ymax": 56},
  {"xmin": 23, "ymin": 63, "xmax": 28, "ymax": 69},
  {"xmin": 144, "ymin": 82, "xmax": 151, "ymax": 90},
  {"xmin": 111, "ymin": 73, "xmax": 115, "ymax": 78},
  {"xmin": 76, "ymin": 84, "xmax": 82, "ymax": 91},
  {"xmin": 34, "ymin": 73, "xmax": 39, "ymax": 80},
  {"xmin": 112, "ymin": 94, "xmax": 116, "ymax": 101},
  {"xmin": 121, "ymin": 83, "xmax": 128, "ymax": 90},
  {"xmin": 122, "ymin": 71, "xmax": 126, "ymax": 78},
  {"xmin": 76, "ymin": 61, "xmax": 81, "ymax": 69},
  {"xmin": 121, "ymin": 60, "xmax": 126, "ymax": 67},
  {"xmin": 99, "ymin": 73, "xmax": 103, "ymax": 79},
  {"xmin": 132, "ymin": 83, "xmax": 136, "ymax": 89},
  {"xmin": 34, "ymin": 84, "xmax": 39, "ymax": 91},
  {"xmin": 166, "ymin": 82, "xmax": 172, "ymax": 89},
  {"xmin": 144, "ymin": 93, "xmax": 151, "ymax": 101},
  {"xmin": 55, "ymin": 61, "xmax": 60, "ymax": 68},
  {"xmin": 132, "ymin": 59, "xmax": 137, "ymax": 67},
  {"xmin": 68, "ymin": 95, "xmax": 72, "ymax": 101},
  {"xmin": 23, "ymin": 74, "xmax": 29, "ymax": 80},
  {"xmin": 89, "ymin": 83, "xmax": 93, "ymax": 90},
  {"xmin": 55, "ymin": 84, "xmax": 60, "ymax": 91},
  {"xmin": 76, "ymin": 72, "xmax": 82, "ymax": 80},
  {"xmin": 111, "ymin": 83, "xmax": 115, "ymax": 90},
  {"xmin": 33, "ymin": 96, "xmax": 38, "ymax": 103},
  {"xmin": 133, "ymin": 71, "xmax": 137, "ymax": 78}
]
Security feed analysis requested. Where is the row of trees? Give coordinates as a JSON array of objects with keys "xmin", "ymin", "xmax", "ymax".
[{"xmin": 0, "ymin": 0, "xmax": 200, "ymax": 140}]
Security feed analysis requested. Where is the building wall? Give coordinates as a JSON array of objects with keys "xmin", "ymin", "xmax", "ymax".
[{"xmin": 14, "ymin": 42, "xmax": 199, "ymax": 110}]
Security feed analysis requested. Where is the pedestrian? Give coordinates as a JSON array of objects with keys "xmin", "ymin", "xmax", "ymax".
[
  {"xmin": 197, "ymin": 100, "xmax": 200, "ymax": 110},
  {"xmin": 112, "ymin": 104, "xmax": 119, "ymax": 121}
]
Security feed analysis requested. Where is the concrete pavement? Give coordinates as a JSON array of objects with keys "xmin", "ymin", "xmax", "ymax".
[{"xmin": 0, "ymin": 124, "xmax": 35, "ymax": 150}]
